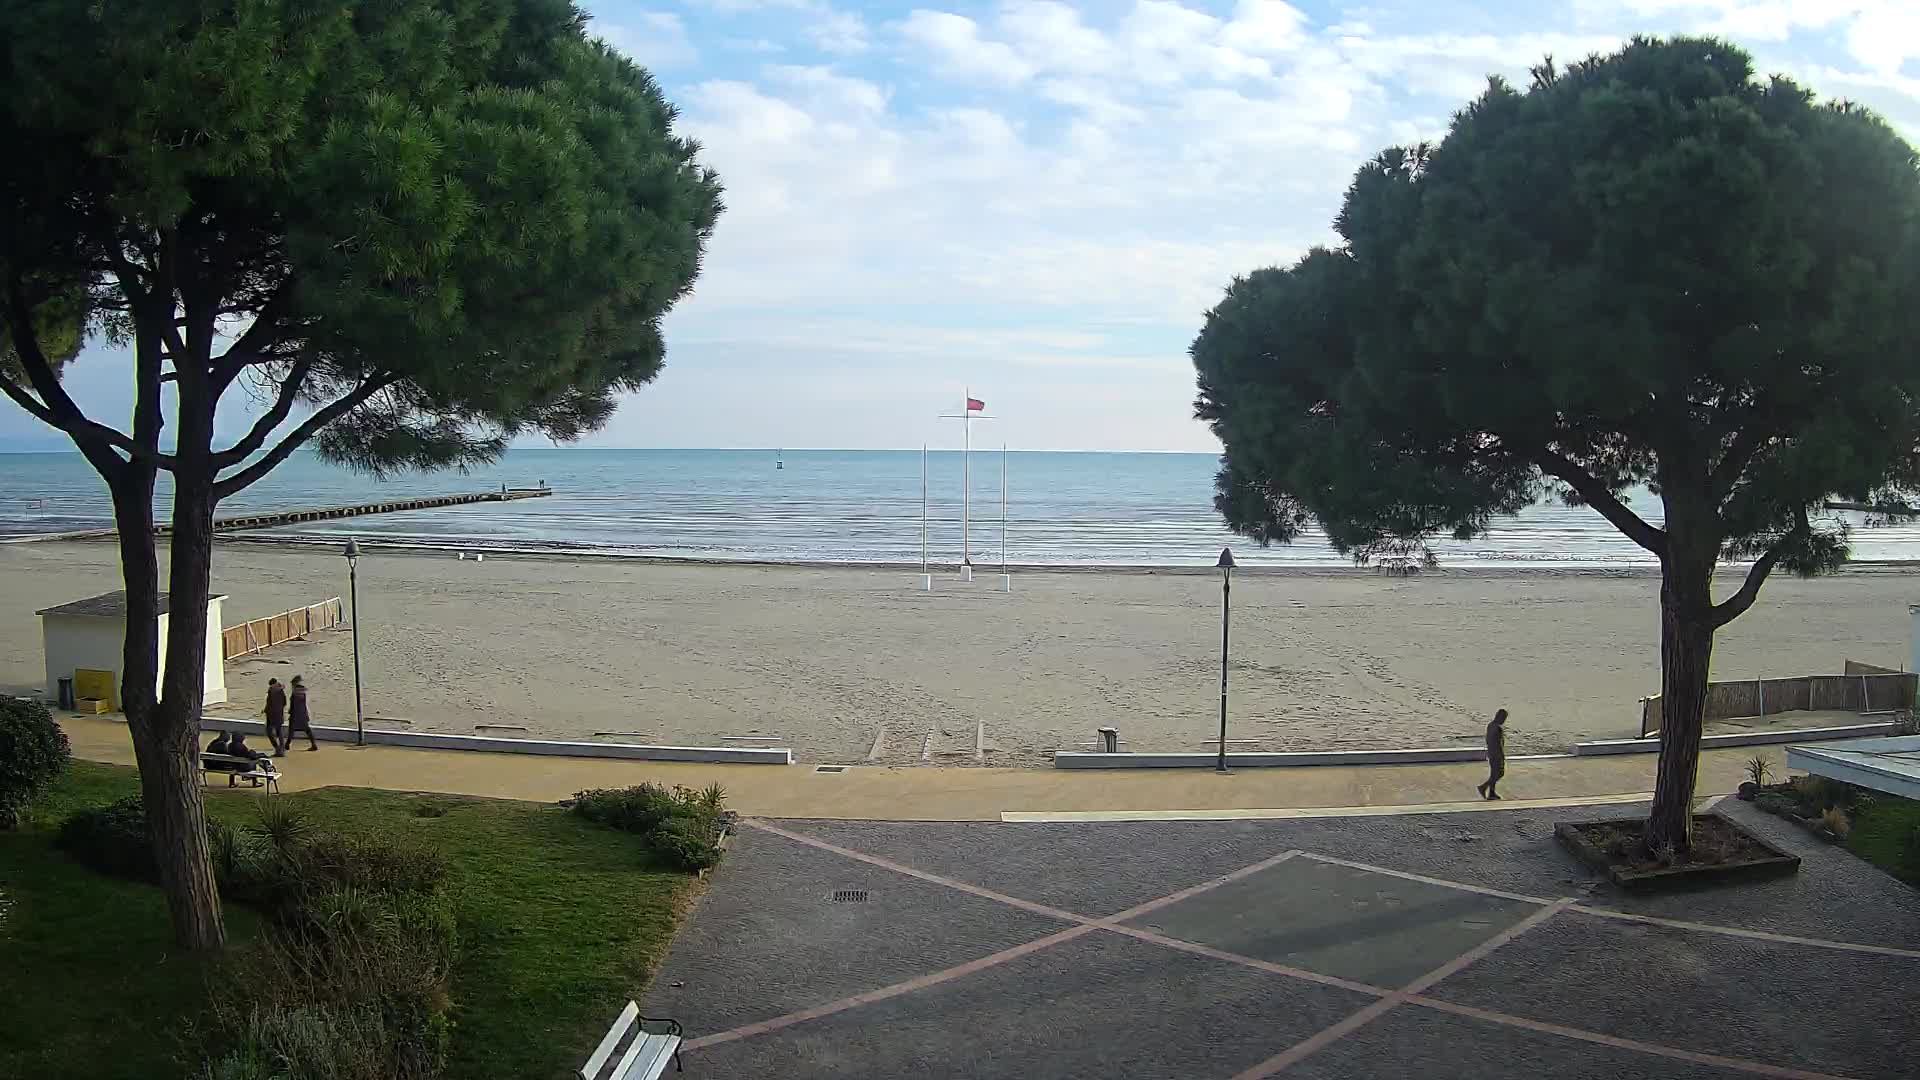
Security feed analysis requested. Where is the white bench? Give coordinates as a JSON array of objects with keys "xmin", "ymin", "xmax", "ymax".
[
  {"xmin": 581, "ymin": 1001, "xmax": 682, "ymax": 1079},
  {"xmin": 200, "ymin": 753, "xmax": 279, "ymax": 794}
]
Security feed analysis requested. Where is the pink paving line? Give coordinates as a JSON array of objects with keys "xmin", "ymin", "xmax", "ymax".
[
  {"xmin": 682, "ymin": 923, "xmax": 1098, "ymax": 1052},
  {"xmin": 1408, "ymin": 999, "xmax": 1856, "ymax": 1080},
  {"xmin": 687, "ymin": 827, "xmax": 1320, "ymax": 1052},
  {"xmin": 1227, "ymin": 900, "xmax": 1574, "ymax": 1079},
  {"xmin": 744, "ymin": 819, "xmax": 1086, "ymax": 924},
  {"xmin": 1293, "ymin": 852, "xmax": 1554, "ymax": 904},
  {"xmin": 1106, "ymin": 924, "xmax": 1390, "ymax": 998},
  {"xmin": 715, "ymin": 821, "xmax": 1903, "ymax": 1078},
  {"xmin": 1566, "ymin": 906, "xmax": 1920, "ymax": 960}
]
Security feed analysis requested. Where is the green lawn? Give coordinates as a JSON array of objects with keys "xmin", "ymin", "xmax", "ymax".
[
  {"xmin": 1847, "ymin": 789, "xmax": 1920, "ymax": 887},
  {"xmin": 0, "ymin": 761, "xmax": 702, "ymax": 1080}
]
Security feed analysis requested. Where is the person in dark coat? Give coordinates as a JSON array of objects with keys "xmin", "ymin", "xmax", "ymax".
[
  {"xmin": 204, "ymin": 731, "xmax": 242, "ymax": 785},
  {"xmin": 288, "ymin": 675, "xmax": 318, "ymax": 751},
  {"xmin": 228, "ymin": 732, "xmax": 264, "ymax": 760},
  {"xmin": 1477, "ymin": 708, "xmax": 1508, "ymax": 800},
  {"xmin": 263, "ymin": 678, "xmax": 288, "ymax": 756}
]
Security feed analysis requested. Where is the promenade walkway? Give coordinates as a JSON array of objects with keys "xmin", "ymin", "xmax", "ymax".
[{"xmin": 64, "ymin": 714, "xmax": 1773, "ymax": 821}]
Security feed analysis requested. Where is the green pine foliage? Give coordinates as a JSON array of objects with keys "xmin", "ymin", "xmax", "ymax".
[
  {"xmin": 0, "ymin": 696, "xmax": 69, "ymax": 828},
  {"xmin": 1193, "ymin": 36, "xmax": 1920, "ymax": 842}
]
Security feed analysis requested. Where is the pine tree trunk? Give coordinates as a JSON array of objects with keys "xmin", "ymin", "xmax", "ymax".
[
  {"xmin": 1646, "ymin": 554, "xmax": 1715, "ymax": 853},
  {"xmin": 110, "ymin": 464, "xmax": 226, "ymax": 950}
]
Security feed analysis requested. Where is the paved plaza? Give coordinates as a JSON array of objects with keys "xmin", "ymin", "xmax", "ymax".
[{"xmin": 646, "ymin": 799, "xmax": 1920, "ymax": 1079}]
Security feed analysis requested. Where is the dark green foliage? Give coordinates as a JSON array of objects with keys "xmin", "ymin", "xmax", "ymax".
[
  {"xmin": 569, "ymin": 783, "xmax": 727, "ymax": 872},
  {"xmin": 5, "ymin": 762, "xmax": 698, "ymax": 1080},
  {"xmin": 1, "ymin": 0, "xmax": 724, "ymax": 479},
  {"xmin": 1193, "ymin": 36, "xmax": 1920, "ymax": 845},
  {"xmin": 56, "ymin": 796, "xmax": 153, "ymax": 880},
  {"xmin": 0, "ymin": 695, "xmax": 69, "ymax": 827}
]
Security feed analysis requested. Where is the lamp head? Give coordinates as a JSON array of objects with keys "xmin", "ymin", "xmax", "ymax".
[
  {"xmin": 1216, "ymin": 546, "xmax": 1236, "ymax": 570},
  {"xmin": 344, "ymin": 538, "xmax": 360, "ymax": 565}
]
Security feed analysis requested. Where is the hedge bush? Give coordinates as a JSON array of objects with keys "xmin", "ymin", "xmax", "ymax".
[
  {"xmin": 568, "ymin": 783, "xmax": 727, "ymax": 872},
  {"xmin": 0, "ymin": 695, "xmax": 70, "ymax": 827},
  {"xmin": 56, "ymin": 796, "xmax": 154, "ymax": 879}
]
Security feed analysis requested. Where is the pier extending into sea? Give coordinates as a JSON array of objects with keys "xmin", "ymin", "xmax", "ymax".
[{"xmin": 12, "ymin": 486, "xmax": 552, "ymax": 542}]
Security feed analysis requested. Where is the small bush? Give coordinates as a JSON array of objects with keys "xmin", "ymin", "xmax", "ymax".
[
  {"xmin": 1820, "ymin": 806, "xmax": 1852, "ymax": 839},
  {"xmin": 1753, "ymin": 792, "xmax": 1799, "ymax": 819},
  {"xmin": 296, "ymin": 834, "xmax": 449, "ymax": 897},
  {"xmin": 1743, "ymin": 756, "xmax": 1771, "ymax": 789},
  {"xmin": 569, "ymin": 782, "xmax": 728, "ymax": 872},
  {"xmin": 0, "ymin": 695, "xmax": 70, "ymax": 827},
  {"xmin": 56, "ymin": 796, "xmax": 153, "ymax": 879},
  {"xmin": 648, "ymin": 815, "xmax": 722, "ymax": 872}
]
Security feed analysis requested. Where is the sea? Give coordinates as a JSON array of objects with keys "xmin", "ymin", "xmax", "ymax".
[{"xmin": 2, "ymin": 448, "xmax": 1917, "ymax": 568}]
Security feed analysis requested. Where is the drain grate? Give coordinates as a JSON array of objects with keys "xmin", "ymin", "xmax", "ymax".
[
  {"xmin": 815, "ymin": 765, "xmax": 848, "ymax": 773},
  {"xmin": 830, "ymin": 889, "xmax": 870, "ymax": 904}
]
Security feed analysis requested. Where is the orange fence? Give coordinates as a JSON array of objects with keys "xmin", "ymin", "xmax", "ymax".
[{"xmin": 222, "ymin": 598, "xmax": 343, "ymax": 662}]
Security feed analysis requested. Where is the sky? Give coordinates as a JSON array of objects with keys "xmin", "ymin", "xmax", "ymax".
[{"xmin": 7, "ymin": 0, "xmax": 1920, "ymax": 453}]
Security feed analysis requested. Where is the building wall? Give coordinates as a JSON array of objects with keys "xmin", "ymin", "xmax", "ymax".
[{"xmin": 40, "ymin": 597, "xmax": 229, "ymax": 709}]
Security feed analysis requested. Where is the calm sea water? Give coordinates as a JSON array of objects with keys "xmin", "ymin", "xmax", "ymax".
[{"xmin": 1, "ymin": 448, "xmax": 1916, "ymax": 567}]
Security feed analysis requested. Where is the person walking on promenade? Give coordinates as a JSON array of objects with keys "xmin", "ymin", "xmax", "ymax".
[
  {"xmin": 1477, "ymin": 708, "xmax": 1508, "ymax": 800},
  {"xmin": 263, "ymin": 678, "xmax": 288, "ymax": 756},
  {"xmin": 288, "ymin": 675, "xmax": 318, "ymax": 751}
]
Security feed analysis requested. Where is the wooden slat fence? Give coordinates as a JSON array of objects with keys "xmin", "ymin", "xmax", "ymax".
[
  {"xmin": 222, "ymin": 597, "xmax": 343, "ymax": 662},
  {"xmin": 1639, "ymin": 664, "xmax": 1916, "ymax": 736}
]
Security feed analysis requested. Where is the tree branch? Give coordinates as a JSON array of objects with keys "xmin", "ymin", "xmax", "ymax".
[
  {"xmin": 1534, "ymin": 448, "xmax": 1668, "ymax": 556},
  {"xmin": 212, "ymin": 374, "xmax": 396, "ymax": 498},
  {"xmin": 1709, "ymin": 510, "xmax": 1808, "ymax": 629},
  {"xmin": 2, "ymin": 281, "xmax": 172, "ymax": 471},
  {"xmin": 1710, "ymin": 425, "xmax": 1769, "ymax": 500},
  {"xmin": 211, "ymin": 353, "xmax": 315, "ymax": 466},
  {"xmin": 210, "ymin": 283, "xmax": 296, "ymax": 390}
]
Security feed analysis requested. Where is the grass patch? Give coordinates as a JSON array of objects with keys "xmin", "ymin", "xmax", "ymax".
[
  {"xmin": 1846, "ymin": 790, "xmax": 1920, "ymax": 887},
  {"xmin": 0, "ymin": 761, "xmax": 702, "ymax": 1080}
]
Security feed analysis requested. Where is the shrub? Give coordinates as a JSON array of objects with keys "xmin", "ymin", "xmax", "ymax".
[
  {"xmin": 569, "ymin": 783, "xmax": 728, "ymax": 872},
  {"xmin": 648, "ymin": 815, "xmax": 722, "ymax": 873},
  {"xmin": 1820, "ymin": 806, "xmax": 1852, "ymax": 839},
  {"xmin": 56, "ymin": 796, "xmax": 153, "ymax": 879},
  {"xmin": 295, "ymin": 834, "xmax": 448, "ymax": 898},
  {"xmin": 1753, "ymin": 792, "xmax": 1799, "ymax": 819},
  {"xmin": 0, "ymin": 695, "xmax": 70, "ymax": 827},
  {"xmin": 1743, "ymin": 756, "xmax": 1771, "ymax": 789}
]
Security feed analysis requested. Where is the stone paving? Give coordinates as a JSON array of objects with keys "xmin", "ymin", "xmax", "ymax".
[{"xmin": 645, "ymin": 798, "xmax": 1920, "ymax": 1079}]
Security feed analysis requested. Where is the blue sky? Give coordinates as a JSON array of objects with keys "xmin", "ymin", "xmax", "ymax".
[{"xmin": 9, "ymin": 0, "xmax": 1920, "ymax": 453}]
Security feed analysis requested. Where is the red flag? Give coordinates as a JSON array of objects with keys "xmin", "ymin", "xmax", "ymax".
[{"xmin": 966, "ymin": 397, "xmax": 985, "ymax": 411}]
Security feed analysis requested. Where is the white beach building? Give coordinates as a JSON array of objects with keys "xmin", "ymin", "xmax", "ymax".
[{"xmin": 37, "ymin": 590, "xmax": 228, "ymax": 709}]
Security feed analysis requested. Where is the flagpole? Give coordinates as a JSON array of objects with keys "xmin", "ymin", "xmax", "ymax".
[
  {"xmin": 1000, "ymin": 443, "xmax": 1007, "ymax": 574},
  {"xmin": 921, "ymin": 444, "xmax": 929, "ymax": 574},
  {"xmin": 962, "ymin": 388, "xmax": 971, "ymax": 572}
]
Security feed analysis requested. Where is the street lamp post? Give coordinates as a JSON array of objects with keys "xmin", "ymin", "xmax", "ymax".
[
  {"xmin": 344, "ymin": 538, "xmax": 364, "ymax": 747},
  {"xmin": 1216, "ymin": 546, "xmax": 1235, "ymax": 773}
]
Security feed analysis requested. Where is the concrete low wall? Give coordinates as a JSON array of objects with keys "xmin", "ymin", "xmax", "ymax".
[
  {"xmin": 1052, "ymin": 746, "xmax": 1487, "ymax": 769},
  {"xmin": 197, "ymin": 717, "xmax": 792, "ymax": 765},
  {"xmin": 1574, "ymin": 721, "xmax": 1898, "ymax": 757}
]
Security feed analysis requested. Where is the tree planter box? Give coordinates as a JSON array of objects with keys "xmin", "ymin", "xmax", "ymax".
[{"xmin": 1555, "ymin": 814, "xmax": 1800, "ymax": 893}]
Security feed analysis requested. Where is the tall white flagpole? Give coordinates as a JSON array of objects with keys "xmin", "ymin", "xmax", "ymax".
[
  {"xmin": 1000, "ymin": 443, "xmax": 1007, "ymax": 573},
  {"xmin": 921, "ymin": 444, "xmax": 929, "ymax": 573},
  {"xmin": 962, "ymin": 388, "xmax": 971, "ymax": 570}
]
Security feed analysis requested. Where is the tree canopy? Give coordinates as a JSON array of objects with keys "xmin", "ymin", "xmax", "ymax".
[
  {"xmin": 1193, "ymin": 36, "xmax": 1920, "ymax": 847},
  {"xmin": 0, "ymin": 0, "xmax": 722, "ymax": 948},
  {"xmin": 1, "ymin": 0, "xmax": 722, "ymax": 480}
]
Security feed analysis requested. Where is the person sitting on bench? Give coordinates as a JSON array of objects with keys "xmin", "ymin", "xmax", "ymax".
[{"xmin": 228, "ymin": 732, "xmax": 265, "ymax": 761}]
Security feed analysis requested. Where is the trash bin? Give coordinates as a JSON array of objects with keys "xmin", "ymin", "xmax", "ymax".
[{"xmin": 57, "ymin": 676, "xmax": 75, "ymax": 711}]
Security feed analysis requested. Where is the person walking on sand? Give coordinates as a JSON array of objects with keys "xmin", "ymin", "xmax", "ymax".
[
  {"xmin": 1477, "ymin": 708, "xmax": 1508, "ymax": 800},
  {"xmin": 263, "ymin": 678, "xmax": 288, "ymax": 756},
  {"xmin": 287, "ymin": 675, "xmax": 318, "ymax": 751}
]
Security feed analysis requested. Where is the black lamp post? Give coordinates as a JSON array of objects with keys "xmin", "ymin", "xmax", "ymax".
[
  {"xmin": 1216, "ymin": 546, "xmax": 1235, "ymax": 773},
  {"xmin": 344, "ymin": 538, "xmax": 364, "ymax": 746}
]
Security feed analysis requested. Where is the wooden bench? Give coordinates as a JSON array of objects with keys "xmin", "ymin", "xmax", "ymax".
[
  {"xmin": 200, "ymin": 753, "xmax": 279, "ymax": 794},
  {"xmin": 580, "ymin": 1001, "xmax": 682, "ymax": 1079}
]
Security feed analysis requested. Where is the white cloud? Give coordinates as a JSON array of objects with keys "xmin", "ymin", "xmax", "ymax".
[
  {"xmin": 596, "ymin": 11, "xmax": 698, "ymax": 70},
  {"xmin": 899, "ymin": 10, "xmax": 1036, "ymax": 83},
  {"xmin": 809, "ymin": 9, "xmax": 871, "ymax": 54}
]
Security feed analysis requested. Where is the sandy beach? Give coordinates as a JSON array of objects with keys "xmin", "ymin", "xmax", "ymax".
[{"xmin": 0, "ymin": 540, "xmax": 1912, "ymax": 765}]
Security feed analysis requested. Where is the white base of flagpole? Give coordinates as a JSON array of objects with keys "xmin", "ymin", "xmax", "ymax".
[
  {"xmin": 920, "ymin": 574, "xmax": 933, "ymax": 591},
  {"xmin": 999, "ymin": 574, "xmax": 1012, "ymax": 592},
  {"xmin": 961, "ymin": 565, "xmax": 974, "ymax": 582}
]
